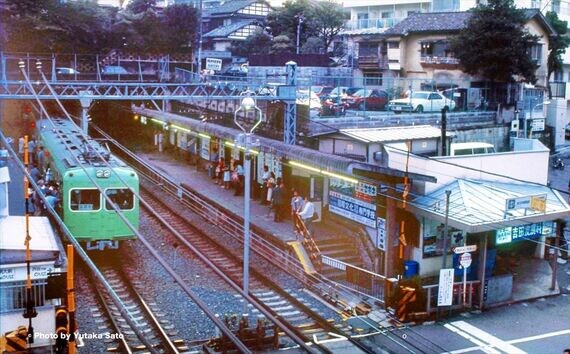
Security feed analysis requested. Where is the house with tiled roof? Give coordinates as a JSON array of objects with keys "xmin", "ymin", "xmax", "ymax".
[
  {"xmin": 355, "ymin": 9, "xmax": 556, "ymax": 89},
  {"xmin": 201, "ymin": 0, "xmax": 272, "ymax": 59}
]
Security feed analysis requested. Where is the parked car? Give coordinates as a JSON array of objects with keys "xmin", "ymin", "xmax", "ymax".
[
  {"xmin": 345, "ymin": 88, "xmax": 389, "ymax": 110},
  {"xmin": 310, "ymin": 86, "xmax": 334, "ymax": 97},
  {"xmin": 102, "ymin": 65, "xmax": 129, "ymax": 75},
  {"xmin": 566, "ymin": 123, "xmax": 570, "ymax": 140},
  {"xmin": 296, "ymin": 90, "xmax": 322, "ymax": 110},
  {"xmin": 387, "ymin": 91, "xmax": 456, "ymax": 113},
  {"xmin": 328, "ymin": 86, "xmax": 362, "ymax": 99},
  {"xmin": 56, "ymin": 67, "xmax": 79, "ymax": 74}
]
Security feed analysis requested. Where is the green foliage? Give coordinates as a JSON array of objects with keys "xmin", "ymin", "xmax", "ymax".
[
  {"xmin": 270, "ymin": 35, "xmax": 295, "ymax": 54},
  {"xmin": 545, "ymin": 11, "xmax": 570, "ymax": 82},
  {"xmin": 231, "ymin": 28, "xmax": 272, "ymax": 57},
  {"xmin": 266, "ymin": 0, "xmax": 345, "ymax": 53},
  {"xmin": 301, "ymin": 37, "xmax": 324, "ymax": 54},
  {"xmin": 449, "ymin": 0, "xmax": 539, "ymax": 83},
  {"xmin": 1, "ymin": 0, "xmax": 196, "ymax": 54}
]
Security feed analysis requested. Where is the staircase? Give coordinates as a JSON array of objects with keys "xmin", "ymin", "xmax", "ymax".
[{"xmin": 315, "ymin": 235, "xmax": 364, "ymax": 281}]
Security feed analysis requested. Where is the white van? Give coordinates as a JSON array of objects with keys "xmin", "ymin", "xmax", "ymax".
[{"xmin": 450, "ymin": 142, "xmax": 496, "ymax": 156}]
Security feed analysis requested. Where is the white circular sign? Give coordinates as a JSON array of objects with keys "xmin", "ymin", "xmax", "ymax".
[{"xmin": 460, "ymin": 252, "xmax": 472, "ymax": 268}]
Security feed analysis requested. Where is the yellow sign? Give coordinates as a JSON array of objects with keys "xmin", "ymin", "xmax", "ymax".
[{"xmin": 530, "ymin": 196, "xmax": 546, "ymax": 212}]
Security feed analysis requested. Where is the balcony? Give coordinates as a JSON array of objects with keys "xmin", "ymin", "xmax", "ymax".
[
  {"xmin": 344, "ymin": 17, "xmax": 404, "ymax": 32},
  {"xmin": 358, "ymin": 55, "xmax": 388, "ymax": 70},
  {"xmin": 549, "ymin": 81, "xmax": 568, "ymax": 99},
  {"xmin": 420, "ymin": 56, "xmax": 460, "ymax": 69}
]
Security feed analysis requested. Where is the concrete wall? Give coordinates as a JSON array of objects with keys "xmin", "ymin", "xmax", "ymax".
[
  {"xmin": 386, "ymin": 144, "xmax": 550, "ymax": 193},
  {"xmin": 547, "ymin": 98, "xmax": 569, "ymax": 148},
  {"xmin": 452, "ymin": 126, "xmax": 510, "ymax": 151}
]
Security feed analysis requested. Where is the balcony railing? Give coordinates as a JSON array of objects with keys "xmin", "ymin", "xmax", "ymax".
[
  {"xmin": 357, "ymin": 55, "xmax": 389, "ymax": 70},
  {"xmin": 420, "ymin": 56, "xmax": 460, "ymax": 66},
  {"xmin": 344, "ymin": 17, "xmax": 404, "ymax": 31},
  {"xmin": 549, "ymin": 81, "xmax": 567, "ymax": 99}
]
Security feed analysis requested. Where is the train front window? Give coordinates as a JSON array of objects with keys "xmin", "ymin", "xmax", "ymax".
[
  {"xmin": 70, "ymin": 189, "xmax": 101, "ymax": 211},
  {"xmin": 105, "ymin": 188, "xmax": 134, "ymax": 210}
]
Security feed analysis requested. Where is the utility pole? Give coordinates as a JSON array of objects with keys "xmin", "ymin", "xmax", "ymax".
[
  {"xmin": 441, "ymin": 108, "xmax": 447, "ymax": 156},
  {"xmin": 441, "ymin": 190, "xmax": 452, "ymax": 269},
  {"xmin": 197, "ymin": 0, "xmax": 204, "ymax": 78},
  {"xmin": 295, "ymin": 15, "xmax": 304, "ymax": 55}
]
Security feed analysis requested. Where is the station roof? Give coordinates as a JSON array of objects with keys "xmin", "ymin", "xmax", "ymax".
[
  {"xmin": 1, "ymin": 216, "xmax": 61, "ymax": 264},
  {"xmin": 410, "ymin": 179, "xmax": 570, "ymax": 233},
  {"xmin": 132, "ymin": 107, "xmax": 437, "ymax": 183},
  {"xmin": 339, "ymin": 125, "xmax": 452, "ymax": 143}
]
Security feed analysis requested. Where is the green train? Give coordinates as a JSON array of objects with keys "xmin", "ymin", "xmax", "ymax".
[{"xmin": 37, "ymin": 118, "xmax": 139, "ymax": 250}]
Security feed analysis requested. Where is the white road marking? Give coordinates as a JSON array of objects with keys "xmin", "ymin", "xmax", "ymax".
[
  {"xmin": 443, "ymin": 323, "xmax": 502, "ymax": 354},
  {"xmin": 449, "ymin": 328, "xmax": 570, "ymax": 353},
  {"xmin": 449, "ymin": 321, "xmax": 526, "ymax": 354}
]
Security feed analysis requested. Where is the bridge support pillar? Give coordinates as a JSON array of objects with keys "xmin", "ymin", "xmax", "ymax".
[{"xmin": 79, "ymin": 91, "xmax": 93, "ymax": 134}]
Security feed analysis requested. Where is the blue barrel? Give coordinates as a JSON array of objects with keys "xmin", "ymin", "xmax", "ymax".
[{"xmin": 404, "ymin": 260, "xmax": 419, "ymax": 278}]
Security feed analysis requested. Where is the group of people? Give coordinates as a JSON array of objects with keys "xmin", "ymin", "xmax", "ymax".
[
  {"xmin": 258, "ymin": 165, "xmax": 316, "ymax": 236},
  {"xmin": 212, "ymin": 156, "xmax": 245, "ymax": 196}
]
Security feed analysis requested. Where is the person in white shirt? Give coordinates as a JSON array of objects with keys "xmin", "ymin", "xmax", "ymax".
[{"xmin": 297, "ymin": 197, "xmax": 315, "ymax": 236}]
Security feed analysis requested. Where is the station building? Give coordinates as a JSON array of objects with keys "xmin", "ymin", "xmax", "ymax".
[{"xmin": 133, "ymin": 106, "xmax": 570, "ymax": 310}]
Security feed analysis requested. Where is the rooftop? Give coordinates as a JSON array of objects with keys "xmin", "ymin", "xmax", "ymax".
[{"xmin": 339, "ymin": 125, "xmax": 451, "ymax": 143}]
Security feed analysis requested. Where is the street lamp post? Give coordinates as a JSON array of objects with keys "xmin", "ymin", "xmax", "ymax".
[
  {"xmin": 296, "ymin": 15, "xmax": 304, "ymax": 55},
  {"xmin": 525, "ymin": 99, "xmax": 551, "ymax": 138},
  {"xmin": 234, "ymin": 95, "xmax": 263, "ymax": 315}
]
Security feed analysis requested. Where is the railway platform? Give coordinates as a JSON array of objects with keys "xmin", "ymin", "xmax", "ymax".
[{"xmin": 136, "ymin": 151, "xmax": 387, "ymax": 318}]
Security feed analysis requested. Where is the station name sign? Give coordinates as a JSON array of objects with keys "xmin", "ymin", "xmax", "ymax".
[{"xmin": 496, "ymin": 221, "xmax": 554, "ymax": 245}]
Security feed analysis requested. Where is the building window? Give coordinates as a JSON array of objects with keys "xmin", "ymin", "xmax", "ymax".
[
  {"xmin": 553, "ymin": 70, "xmax": 564, "ymax": 81},
  {"xmin": 357, "ymin": 12, "xmax": 368, "ymax": 29},
  {"xmin": 531, "ymin": 0, "xmax": 541, "ymax": 8},
  {"xmin": 388, "ymin": 41, "xmax": 399, "ymax": 49},
  {"xmin": 528, "ymin": 44, "xmax": 543, "ymax": 65},
  {"xmin": 432, "ymin": 0, "xmax": 460, "ymax": 12},
  {"xmin": 422, "ymin": 218, "xmax": 465, "ymax": 258},
  {"xmin": 358, "ymin": 42, "xmax": 378, "ymax": 56},
  {"xmin": 551, "ymin": 0, "xmax": 560, "ymax": 12},
  {"xmin": 0, "ymin": 280, "xmax": 47, "ymax": 312},
  {"xmin": 381, "ymin": 11, "xmax": 393, "ymax": 19}
]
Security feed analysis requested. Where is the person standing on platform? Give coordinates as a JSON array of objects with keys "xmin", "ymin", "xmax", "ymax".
[
  {"xmin": 272, "ymin": 179, "xmax": 284, "ymax": 222},
  {"xmin": 297, "ymin": 197, "xmax": 315, "ymax": 236},
  {"xmin": 18, "ymin": 136, "xmax": 25, "ymax": 158},
  {"xmin": 36, "ymin": 146, "xmax": 45, "ymax": 173},
  {"xmin": 260, "ymin": 165, "xmax": 270, "ymax": 204},
  {"xmin": 27, "ymin": 138, "xmax": 36, "ymax": 164},
  {"xmin": 290, "ymin": 190, "xmax": 304, "ymax": 219},
  {"xmin": 265, "ymin": 172, "xmax": 275, "ymax": 206},
  {"xmin": 234, "ymin": 161, "xmax": 244, "ymax": 196}
]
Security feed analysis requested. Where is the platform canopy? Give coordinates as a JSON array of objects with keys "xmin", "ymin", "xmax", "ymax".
[
  {"xmin": 409, "ymin": 179, "xmax": 570, "ymax": 233},
  {"xmin": 339, "ymin": 125, "xmax": 454, "ymax": 143},
  {"xmin": 0, "ymin": 216, "xmax": 61, "ymax": 264}
]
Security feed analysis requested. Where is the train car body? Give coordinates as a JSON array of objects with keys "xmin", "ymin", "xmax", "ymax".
[{"xmin": 37, "ymin": 118, "xmax": 139, "ymax": 250}]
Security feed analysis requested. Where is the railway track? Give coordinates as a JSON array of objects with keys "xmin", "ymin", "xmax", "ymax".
[
  {"xmin": 88, "ymin": 259, "xmax": 188, "ymax": 353},
  {"xmin": 139, "ymin": 187, "xmax": 370, "ymax": 352}
]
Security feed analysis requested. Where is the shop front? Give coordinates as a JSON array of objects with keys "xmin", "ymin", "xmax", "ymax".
[{"xmin": 410, "ymin": 179, "xmax": 570, "ymax": 308}]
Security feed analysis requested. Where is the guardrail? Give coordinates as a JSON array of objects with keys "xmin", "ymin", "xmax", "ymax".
[{"xmin": 423, "ymin": 280, "xmax": 481, "ymax": 313}]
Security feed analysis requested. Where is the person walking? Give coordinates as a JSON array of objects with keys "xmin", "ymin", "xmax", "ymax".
[
  {"xmin": 234, "ymin": 161, "xmax": 244, "ymax": 196},
  {"xmin": 272, "ymin": 179, "xmax": 285, "ymax": 222},
  {"xmin": 297, "ymin": 197, "xmax": 315, "ymax": 236},
  {"xmin": 18, "ymin": 136, "xmax": 25, "ymax": 158}
]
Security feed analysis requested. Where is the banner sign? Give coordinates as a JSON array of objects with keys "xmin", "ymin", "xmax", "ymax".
[
  {"xmin": 329, "ymin": 191, "xmax": 376, "ymax": 227},
  {"xmin": 496, "ymin": 221, "xmax": 555, "ymax": 245}
]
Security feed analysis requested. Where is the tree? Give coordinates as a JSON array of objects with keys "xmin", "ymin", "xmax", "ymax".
[
  {"xmin": 545, "ymin": 11, "xmax": 570, "ymax": 96},
  {"xmin": 301, "ymin": 37, "xmax": 324, "ymax": 54},
  {"xmin": 266, "ymin": 0, "xmax": 345, "ymax": 54},
  {"xmin": 231, "ymin": 28, "xmax": 272, "ymax": 57},
  {"xmin": 126, "ymin": 0, "xmax": 157, "ymax": 14},
  {"xmin": 449, "ymin": 0, "xmax": 539, "ymax": 84},
  {"xmin": 311, "ymin": 1, "xmax": 346, "ymax": 51},
  {"xmin": 271, "ymin": 35, "xmax": 295, "ymax": 54}
]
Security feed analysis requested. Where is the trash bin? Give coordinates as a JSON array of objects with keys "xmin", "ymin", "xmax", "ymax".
[{"xmin": 404, "ymin": 260, "xmax": 419, "ymax": 278}]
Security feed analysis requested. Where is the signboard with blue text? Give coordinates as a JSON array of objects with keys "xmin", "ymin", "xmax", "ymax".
[
  {"xmin": 496, "ymin": 221, "xmax": 555, "ymax": 245},
  {"xmin": 329, "ymin": 191, "xmax": 376, "ymax": 227}
]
